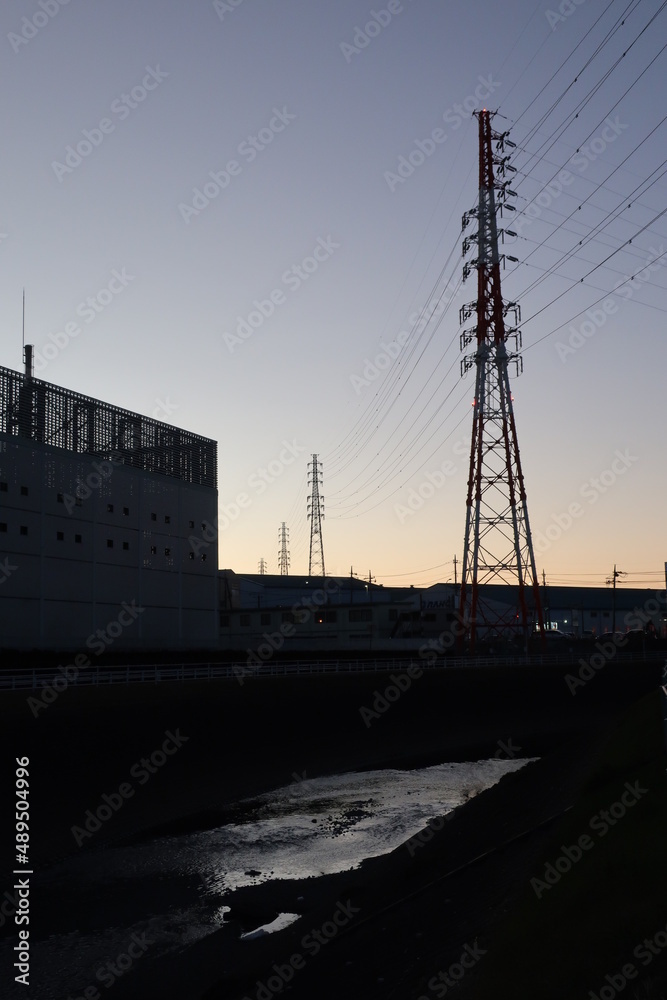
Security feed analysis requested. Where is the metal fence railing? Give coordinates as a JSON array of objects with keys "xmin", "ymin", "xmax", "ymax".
[{"xmin": 1, "ymin": 650, "xmax": 665, "ymax": 690}]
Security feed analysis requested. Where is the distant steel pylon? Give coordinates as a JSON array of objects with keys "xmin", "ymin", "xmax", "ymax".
[
  {"xmin": 278, "ymin": 522, "xmax": 290, "ymax": 576},
  {"xmin": 258, "ymin": 557, "xmax": 268, "ymax": 575},
  {"xmin": 307, "ymin": 454, "xmax": 325, "ymax": 578},
  {"xmin": 458, "ymin": 109, "xmax": 544, "ymax": 652}
]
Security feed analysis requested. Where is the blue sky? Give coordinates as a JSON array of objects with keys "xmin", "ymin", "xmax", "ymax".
[{"xmin": 1, "ymin": 0, "xmax": 665, "ymax": 589}]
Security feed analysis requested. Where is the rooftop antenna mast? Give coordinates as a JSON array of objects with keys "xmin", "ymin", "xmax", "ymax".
[{"xmin": 22, "ymin": 289, "xmax": 34, "ymax": 378}]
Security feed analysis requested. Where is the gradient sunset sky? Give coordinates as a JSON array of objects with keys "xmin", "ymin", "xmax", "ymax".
[{"xmin": 1, "ymin": 0, "xmax": 665, "ymax": 590}]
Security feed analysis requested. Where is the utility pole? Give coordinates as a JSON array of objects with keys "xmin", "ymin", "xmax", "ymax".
[
  {"xmin": 458, "ymin": 110, "xmax": 544, "ymax": 652},
  {"xmin": 278, "ymin": 522, "xmax": 290, "ymax": 576},
  {"xmin": 606, "ymin": 564, "xmax": 626, "ymax": 632},
  {"xmin": 307, "ymin": 454, "xmax": 325, "ymax": 578},
  {"xmin": 453, "ymin": 554, "xmax": 458, "ymax": 586},
  {"xmin": 367, "ymin": 570, "xmax": 376, "ymax": 603}
]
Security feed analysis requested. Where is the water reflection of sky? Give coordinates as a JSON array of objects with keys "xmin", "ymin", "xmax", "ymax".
[{"xmin": 13, "ymin": 759, "xmax": 533, "ymax": 1000}]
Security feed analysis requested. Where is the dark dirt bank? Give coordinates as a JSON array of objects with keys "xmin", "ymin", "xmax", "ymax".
[{"xmin": 2, "ymin": 659, "xmax": 664, "ymax": 999}]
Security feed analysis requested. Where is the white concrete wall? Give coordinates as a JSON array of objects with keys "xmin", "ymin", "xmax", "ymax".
[{"xmin": 0, "ymin": 433, "xmax": 218, "ymax": 650}]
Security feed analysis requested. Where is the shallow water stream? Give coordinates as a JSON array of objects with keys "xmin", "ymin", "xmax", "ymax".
[{"xmin": 4, "ymin": 758, "xmax": 532, "ymax": 999}]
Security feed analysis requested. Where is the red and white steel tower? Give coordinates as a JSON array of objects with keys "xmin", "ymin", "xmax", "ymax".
[{"xmin": 458, "ymin": 110, "xmax": 544, "ymax": 651}]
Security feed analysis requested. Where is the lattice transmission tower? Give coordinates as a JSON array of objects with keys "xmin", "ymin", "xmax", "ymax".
[
  {"xmin": 307, "ymin": 454, "xmax": 325, "ymax": 578},
  {"xmin": 278, "ymin": 522, "xmax": 290, "ymax": 576},
  {"xmin": 458, "ymin": 109, "xmax": 544, "ymax": 651}
]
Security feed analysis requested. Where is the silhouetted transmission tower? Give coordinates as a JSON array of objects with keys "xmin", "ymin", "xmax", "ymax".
[
  {"xmin": 278, "ymin": 522, "xmax": 290, "ymax": 576},
  {"xmin": 258, "ymin": 557, "xmax": 267, "ymax": 575},
  {"xmin": 307, "ymin": 454, "xmax": 325, "ymax": 578},
  {"xmin": 458, "ymin": 110, "xmax": 544, "ymax": 651}
]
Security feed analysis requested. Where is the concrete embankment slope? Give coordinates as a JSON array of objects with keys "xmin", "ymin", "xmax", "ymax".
[{"xmin": 4, "ymin": 659, "xmax": 660, "ymax": 868}]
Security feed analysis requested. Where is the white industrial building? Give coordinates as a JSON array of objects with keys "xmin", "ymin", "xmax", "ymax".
[
  {"xmin": 218, "ymin": 573, "xmax": 667, "ymax": 655},
  {"xmin": 2, "ymin": 362, "xmax": 664, "ymax": 658},
  {"xmin": 0, "ymin": 364, "xmax": 219, "ymax": 651}
]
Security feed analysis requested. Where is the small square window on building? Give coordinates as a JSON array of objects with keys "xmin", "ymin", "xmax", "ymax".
[
  {"xmin": 150, "ymin": 545, "xmax": 157, "ymax": 555},
  {"xmin": 0, "ymin": 482, "xmax": 7, "ymax": 492},
  {"xmin": 0, "ymin": 523, "xmax": 7, "ymax": 532},
  {"xmin": 188, "ymin": 552, "xmax": 194, "ymax": 560},
  {"xmin": 20, "ymin": 526, "xmax": 28, "ymax": 536},
  {"xmin": 56, "ymin": 531, "xmax": 64, "ymax": 541},
  {"xmin": 123, "ymin": 507, "xmax": 129, "ymax": 516},
  {"xmin": 75, "ymin": 534, "xmax": 82, "ymax": 543},
  {"xmin": 107, "ymin": 539, "xmax": 114, "ymax": 548},
  {"xmin": 164, "ymin": 547, "xmax": 171, "ymax": 556},
  {"xmin": 188, "ymin": 520, "xmax": 195, "ymax": 529},
  {"xmin": 57, "ymin": 493, "xmax": 64, "ymax": 503},
  {"xmin": 122, "ymin": 542, "xmax": 129, "ymax": 551},
  {"xmin": 151, "ymin": 512, "xmax": 157, "ymax": 521},
  {"xmin": 349, "ymin": 609, "xmax": 372, "ymax": 623},
  {"xmin": 107, "ymin": 504, "xmax": 114, "ymax": 513},
  {"xmin": 202, "ymin": 554, "xmax": 207, "ymax": 562},
  {"xmin": 240, "ymin": 614, "xmax": 250, "ymax": 626},
  {"xmin": 260, "ymin": 613, "xmax": 271, "ymax": 626},
  {"xmin": 20, "ymin": 486, "xmax": 28, "ymax": 496},
  {"xmin": 75, "ymin": 497, "xmax": 82, "ymax": 507},
  {"xmin": 165, "ymin": 515, "xmax": 171, "ymax": 524}
]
